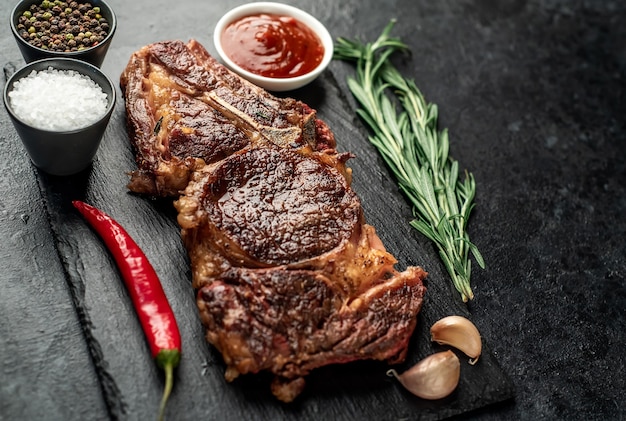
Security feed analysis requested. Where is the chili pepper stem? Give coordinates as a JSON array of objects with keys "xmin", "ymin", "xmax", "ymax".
[
  {"xmin": 156, "ymin": 349, "xmax": 181, "ymax": 421},
  {"xmin": 157, "ymin": 361, "xmax": 174, "ymax": 421}
]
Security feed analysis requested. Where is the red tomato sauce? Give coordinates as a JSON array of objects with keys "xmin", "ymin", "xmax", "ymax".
[{"xmin": 221, "ymin": 13, "xmax": 325, "ymax": 78}]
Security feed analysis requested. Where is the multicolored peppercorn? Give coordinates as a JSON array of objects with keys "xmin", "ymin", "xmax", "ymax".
[{"xmin": 16, "ymin": 1, "xmax": 110, "ymax": 52}]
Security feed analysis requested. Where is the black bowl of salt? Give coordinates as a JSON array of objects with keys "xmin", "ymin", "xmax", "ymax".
[{"xmin": 3, "ymin": 57, "xmax": 116, "ymax": 176}]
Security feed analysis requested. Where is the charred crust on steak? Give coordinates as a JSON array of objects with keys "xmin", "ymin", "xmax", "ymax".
[
  {"xmin": 196, "ymin": 265, "xmax": 427, "ymax": 403},
  {"xmin": 196, "ymin": 147, "xmax": 360, "ymax": 266}
]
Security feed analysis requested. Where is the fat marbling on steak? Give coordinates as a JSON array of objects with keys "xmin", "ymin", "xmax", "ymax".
[{"xmin": 121, "ymin": 39, "xmax": 427, "ymax": 402}]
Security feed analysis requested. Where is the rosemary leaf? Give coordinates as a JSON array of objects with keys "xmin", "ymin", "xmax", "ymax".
[{"xmin": 335, "ymin": 20, "xmax": 484, "ymax": 302}]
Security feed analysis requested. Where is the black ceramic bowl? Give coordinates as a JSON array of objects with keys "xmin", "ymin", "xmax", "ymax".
[
  {"xmin": 3, "ymin": 58, "xmax": 116, "ymax": 176},
  {"xmin": 10, "ymin": 0, "xmax": 116, "ymax": 68}
]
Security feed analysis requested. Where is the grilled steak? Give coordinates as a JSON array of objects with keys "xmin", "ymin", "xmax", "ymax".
[
  {"xmin": 121, "ymin": 39, "xmax": 427, "ymax": 402},
  {"xmin": 177, "ymin": 146, "xmax": 427, "ymax": 402},
  {"xmin": 120, "ymin": 39, "xmax": 339, "ymax": 197}
]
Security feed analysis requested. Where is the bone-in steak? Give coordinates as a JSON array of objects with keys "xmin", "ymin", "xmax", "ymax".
[
  {"xmin": 121, "ymin": 39, "xmax": 427, "ymax": 402},
  {"xmin": 120, "ymin": 39, "xmax": 339, "ymax": 197}
]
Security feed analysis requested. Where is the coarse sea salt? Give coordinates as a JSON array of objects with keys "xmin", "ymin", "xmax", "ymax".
[{"xmin": 8, "ymin": 67, "xmax": 109, "ymax": 132}]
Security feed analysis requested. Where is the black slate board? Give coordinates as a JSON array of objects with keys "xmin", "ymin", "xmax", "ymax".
[{"xmin": 0, "ymin": 1, "xmax": 514, "ymax": 419}]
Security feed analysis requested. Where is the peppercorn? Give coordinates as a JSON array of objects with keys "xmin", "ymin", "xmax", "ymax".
[{"xmin": 17, "ymin": 1, "xmax": 110, "ymax": 52}]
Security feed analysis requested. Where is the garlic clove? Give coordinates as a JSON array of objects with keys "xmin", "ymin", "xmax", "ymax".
[
  {"xmin": 386, "ymin": 350, "xmax": 460, "ymax": 400},
  {"xmin": 430, "ymin": 315, "xmax": 482, "ymax": 365}
]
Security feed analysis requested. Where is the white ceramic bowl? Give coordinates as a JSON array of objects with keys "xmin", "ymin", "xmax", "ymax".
[{"xmin": 214, "ymin": 2, "xmax": 333, "ymax": 92}]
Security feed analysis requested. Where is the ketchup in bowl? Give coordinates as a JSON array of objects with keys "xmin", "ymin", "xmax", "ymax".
[{"xmin": 221, "ymin": 13, "xmax": 325, "ymax": 79}]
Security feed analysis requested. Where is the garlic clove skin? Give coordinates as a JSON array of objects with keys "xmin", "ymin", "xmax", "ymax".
[
  {"xmin": 387, "ymin": 350, "xmax": 460, "ymax": 400},
  {"xmin": 430, "ymin": 315, "xmax": 482, "ymax": 365}
]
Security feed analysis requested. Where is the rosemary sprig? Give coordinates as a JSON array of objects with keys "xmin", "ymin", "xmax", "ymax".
[{"xmin": 334, "ymin": 20, "xmax": 485, "ymax": 302}]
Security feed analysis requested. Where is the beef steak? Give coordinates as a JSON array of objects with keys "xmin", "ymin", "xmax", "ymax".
[
  {"xmin": 121, "ymin": 39, "xmax": 427, "ymax": 402},
  {"xmin": 177, "ymin": 146, "xmax": 361, "ymax": 273},
  {"xmin": 197, "ymin": 265, "xmax": 426, "ymax": 403},
  {"xmin": 177, "ymin": 146, "xmax": 427, "ymax": 402},
  {"xmin": 120, "ymin": 39, "xmax": 339, "ymax": 197}
]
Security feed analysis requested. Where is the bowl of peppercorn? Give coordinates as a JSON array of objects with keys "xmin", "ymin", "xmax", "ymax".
[{"xmin": 10, "ymin": 0, "xmax": 116, "ymax": 68}]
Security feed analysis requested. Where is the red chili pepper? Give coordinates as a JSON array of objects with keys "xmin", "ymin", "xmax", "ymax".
[{"xmin": 72, "ymin": 200, "xmax": 181, "ymax": 421}]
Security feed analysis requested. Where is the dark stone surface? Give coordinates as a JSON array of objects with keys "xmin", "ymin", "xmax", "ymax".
[{"xmin": 1, "ymin": 0, "xmax": 624, "ymax": 420}]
